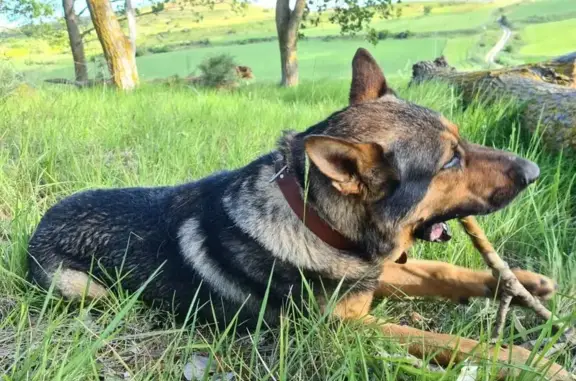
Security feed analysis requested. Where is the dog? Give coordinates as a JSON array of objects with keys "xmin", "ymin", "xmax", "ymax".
[{"xmin": 27, "ymin": 48, "xmax": 571, "ymax": 379}]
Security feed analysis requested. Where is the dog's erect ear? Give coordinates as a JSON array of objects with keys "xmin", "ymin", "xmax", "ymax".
[
  {"xmin": 349, "ymin": 48, "xmax": 388, "ymax": 105},
  {"xmin": 304, "ymin": 135, "xmax": 393, "ymax": 196}
]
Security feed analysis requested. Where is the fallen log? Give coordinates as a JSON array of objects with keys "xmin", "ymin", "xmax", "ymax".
[{"xmin": 410, "ymin": 53, "xmax": 576, "ymax": 151}]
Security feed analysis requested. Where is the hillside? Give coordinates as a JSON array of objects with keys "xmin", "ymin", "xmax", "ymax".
[{"xmin": 0, "ymin": 0, "xmax": 574, "ymax": 83}]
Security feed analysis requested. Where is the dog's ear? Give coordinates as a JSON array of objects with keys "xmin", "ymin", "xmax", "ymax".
[
  {"xmin": 349, "ymin": 48, "xmax": 388, "ymax": 105},
  {"xmin": 304, "ymin": 135, "xmax": 394, "ymax": 196}
]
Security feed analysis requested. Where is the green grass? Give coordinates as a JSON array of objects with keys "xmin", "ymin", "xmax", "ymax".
[
  {"xmin": 519, "ymin": 18, "xmax": 576, "ymax": 59},
  {"xmin": 0, "ymin": 0, "xmax": 512, "ymax": 79},
  {"xmin": 30, "ymin": 38, "xmax": 447, "ymax": 83},
  {"xmin": 505, "ymin": 0, "xmax": 576, "ymax": 24},
  {"xmin": 5, "ymin": 0, "xmax": 576, "ymax": 82},
  {"xmin": 1, "ymin": 79, "xmax": 575, "ymax": 380}
]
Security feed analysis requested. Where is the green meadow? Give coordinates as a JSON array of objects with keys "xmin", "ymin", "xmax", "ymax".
[
  {"xmin": 3, "ymin": 0, "xmax": 575, "ymax": 83},
  {"xmin": 1, "ymin": 0, "xmax": 575, "ymax": 379},
  {"xmin": 35, "ymin": 38, "xmax": 448, "ymax": 82},
  {"xmin": 1, "ymin": 79, "xmax": 576, "ymax": 381}
]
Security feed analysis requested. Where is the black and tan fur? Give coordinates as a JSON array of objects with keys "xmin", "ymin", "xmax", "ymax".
[{"xmin": 27, "ymin": 48, "xmax": 570, "ymax": 379}]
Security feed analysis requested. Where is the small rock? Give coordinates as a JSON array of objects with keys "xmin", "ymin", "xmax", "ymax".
[
  {"xmin": 183, "ymin": 355, "xmax": 214, "ymax": 380},
  {"xmin": 456, "ymin": 361, "xmax": 478, "ymax": 381}
]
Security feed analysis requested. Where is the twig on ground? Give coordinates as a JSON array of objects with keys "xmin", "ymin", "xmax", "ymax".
[{"xmin": 459, "ymin": 216, "xmax": 575, "ymax": 345}]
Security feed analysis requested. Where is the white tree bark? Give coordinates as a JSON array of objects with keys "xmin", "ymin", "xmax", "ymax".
[{"xmin": 125, "ymin": 0, "xmax": 137, "ymax": 59}]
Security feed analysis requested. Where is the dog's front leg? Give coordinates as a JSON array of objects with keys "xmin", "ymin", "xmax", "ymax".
[
  {"xmin": 374, "ymin": 260, "xmax": 556, "ymax": 304},
  {"xmin": 333, "ymin": 292, "xmax": 571, "ymax": 381}
]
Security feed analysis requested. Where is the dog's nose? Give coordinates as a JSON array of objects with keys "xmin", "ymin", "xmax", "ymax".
[{"xmin": 515, "ymin": 158, "xmax": 540, "ymax": 186}]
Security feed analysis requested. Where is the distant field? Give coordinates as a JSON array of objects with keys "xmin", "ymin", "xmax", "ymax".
[
  {"xmin": 442, "ymin": 36, "xmax": 480, "ymax": 68},
  {"xmin": 2, "ymin": 0, "xmax": 503, "ymax": 82},
  {"xmin": 31, "ymin": 37, "xmax": 447, "ymax": 83},
  {"xmin": 519, "ymin": 18, "xmax": 576, "ymax": 59},
  {"xmin": 505, "ymin": 0, "xmax": 576, "ymax": 23},
  {"xmin": 2, "ymin": 0, "xmax": 576, "ymax": 84}
]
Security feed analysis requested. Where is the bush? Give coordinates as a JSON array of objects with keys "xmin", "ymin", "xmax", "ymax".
[
  {"xmin": 135, "ymin": 47, "xmax": 150, "ymax": 57},
  {"xmin": 151, "ymin": 2, "xmax": 164, "ymax": 13},
  {"xmin": 499, "ymin": 15, "xmax": 512, "ymax": 28},
  {"xmin": 394, "ymin": 30, "xmax": 414, "ymax": 39},
  {"xmin": 0, "ymin": 62, "xmax": 24, "ymax": 100},
  {"xmin": 503, "ymin": 45, "xmax": 513, "ymax": 53},
  {"xmin": 197, "ymin": 54, "xmax": 238, "ymax": 88},
  {"xmin": 148, "ymin": 45, "xmax": 172, "ymax": 54},
  {"xmin": 423, "ymin": 5, "xmax": 432, "ymax": 16},
  {"xmin": 377, "ymin": 30, "xmax": 390, "ymax": 40},
  {"xmin": 366, "ymin": 29, "xmax": 378, "ymax": 45}
]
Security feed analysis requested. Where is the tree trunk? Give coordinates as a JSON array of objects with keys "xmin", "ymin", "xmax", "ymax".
[
  {"xmin": 63, "ymin": 0, "xmax": 88, "ymax": 83},
  {"xmin": 275, "ymin": 0, "xmax": 306, "ymax": 87},
  {"xmin": 86, "ymin": 0, "xmax": 139, "ymax": 90},
  {"xmin": 410, "ymin": 54, "xmax": 576, "ymax": 151},
  {"xmin": 125, "ymin": 0, "xmax": 137, "ymax": 59}
]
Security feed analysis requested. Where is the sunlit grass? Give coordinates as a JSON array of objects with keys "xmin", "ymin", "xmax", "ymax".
[{"xmin": 0, "ymin": 80, "xmax": 574, "ymax": 380}]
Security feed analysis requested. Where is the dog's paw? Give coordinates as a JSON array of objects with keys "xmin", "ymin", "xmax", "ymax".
[{"xmin": 486, "ymin": 269, "xmax": 557, "ymax": 303}]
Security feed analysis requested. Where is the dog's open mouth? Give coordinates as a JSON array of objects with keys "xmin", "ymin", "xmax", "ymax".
[{"xmin": 414, "ymin": 221, "xmax": 452, "ymax": 243}]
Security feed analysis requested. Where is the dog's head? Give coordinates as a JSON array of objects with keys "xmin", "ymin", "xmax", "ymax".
[{"xmin": 294, "ymin": 48, "xmax": 539, "ymax": 261}]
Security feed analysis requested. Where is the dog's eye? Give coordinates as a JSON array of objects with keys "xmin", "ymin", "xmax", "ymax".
[{"xmin": 443, "ymin": 151, "xmax": 461, "ymax": 170}]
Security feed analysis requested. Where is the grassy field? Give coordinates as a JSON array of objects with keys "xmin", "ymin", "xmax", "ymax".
[
  {"xmin": 505, "ymin": 0, "xmax": 576, "ymax": 24},
  {"xmin": 2, "ymin": 0, "xmax": 575, "ymax": 84},
  {"xmin": 518, "ymin": 18, "xmax": 576, "ymax": 60},
  {"xmin": 1, "ymin": 78, "xmax": 575, "ymax": 380},
  {"xmin": 0, "ymin": 0, "xmax": 511, "ymax": 82},
  {"xmin": 32, "ymin": 37, "xmax": 447, "ymax": 82}
]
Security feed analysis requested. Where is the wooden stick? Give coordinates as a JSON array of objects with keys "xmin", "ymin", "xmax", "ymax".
[{"xmin": 459, "ymin": 216, "xmax": 575, "ymax": 344}]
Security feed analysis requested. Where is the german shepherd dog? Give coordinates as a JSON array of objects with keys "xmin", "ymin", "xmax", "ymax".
[{"xmin": 28, "ymin": 49, "xmax": 571, "ymax": 379}]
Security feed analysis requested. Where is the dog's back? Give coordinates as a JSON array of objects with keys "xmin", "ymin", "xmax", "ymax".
[
  {"xmin": 27, "ymin": 154, "xmax": 322, "ymax": 326},
  {"xmin": 28, "ymin": 170, "xmax": 249, "ymax": 323}
]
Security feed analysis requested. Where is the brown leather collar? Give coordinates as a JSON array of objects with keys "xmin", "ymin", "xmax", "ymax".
[
  {"xmin": 272, "ymin": 158, "xmax": 408, "ymax": 264},
  {"xmin": 273, "ymin": 160, "xmax": 360, "ymax": 252}
]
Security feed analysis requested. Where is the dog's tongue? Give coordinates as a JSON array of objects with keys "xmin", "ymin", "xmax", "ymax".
[
  {"xmin": 418, "ymin": 222, "xmax": 451, "ymax": 242},
  {"xmin": 429, "ymin": 223, "xmax": 446, "ymax": 241}
]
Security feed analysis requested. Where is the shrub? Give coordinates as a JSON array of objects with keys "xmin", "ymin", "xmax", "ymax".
[
  {"xmin": 394, "ymin": 30, "xmax": 414, "ymax": 39},
  {"xmin": 148, "ymin": 45, "xmax": 172, "ymax": 54},
  {"xmin": 503, "ymin": 45, "xmax": 513, "ymax": 53},
  {"xmin": 499, "ymin": 15, "xmax": 511, "ymax": 28},
  {"xmin": 197, "ymin": 54, "xmax": 238, "ymax": 88},
  {"xmin": 0, "ymin": 62, "xmax": 24, "ymax": 100},
  {"xmin": 151, "ymin": 2, "xmax": 164, "ymax": 13},
  {"xmin": 423, "ymin": 5, "xmax": 432, "ymax": 16},
  {"xmin": 377, "ymin": 29, "xmax": 390, "ymax": 40},
  {"xmin": 135, "ymin": 47, "xmax": 150, "ymax": 57},
  {"xmin": 366, "ymin": 28, "xmax": 378, "ymax": 45}
]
